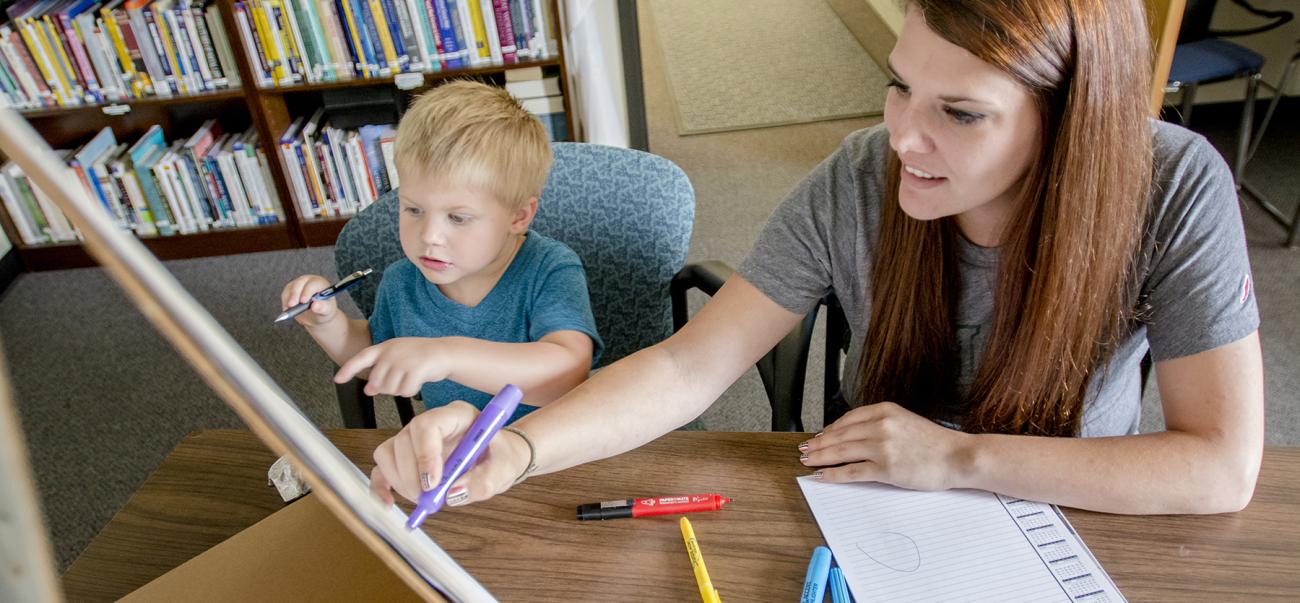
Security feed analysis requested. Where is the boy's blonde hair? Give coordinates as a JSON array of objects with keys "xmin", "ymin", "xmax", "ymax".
[{"xmin": 394, "ymin": 80, "xmax": 552, "ymax": 209}]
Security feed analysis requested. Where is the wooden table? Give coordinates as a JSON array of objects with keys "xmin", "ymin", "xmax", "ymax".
[{"xmin": 62, "ymin": 430, "xmax": 1300, "ymax": 601}]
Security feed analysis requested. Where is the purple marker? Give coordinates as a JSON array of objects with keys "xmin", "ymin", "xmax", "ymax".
[{"xmin": 406, "ymin": 384, "xmax": 523, "ymax": 530}]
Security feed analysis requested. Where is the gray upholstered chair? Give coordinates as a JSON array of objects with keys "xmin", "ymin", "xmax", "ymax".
[{"xmin": 333, "ymin": 142, "xmax": 696, "ymax": 427}]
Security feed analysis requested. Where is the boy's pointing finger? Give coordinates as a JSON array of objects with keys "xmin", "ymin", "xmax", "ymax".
[{"xmin": 335, "ymin": 346, "xmax": 380, "ymax": 383}]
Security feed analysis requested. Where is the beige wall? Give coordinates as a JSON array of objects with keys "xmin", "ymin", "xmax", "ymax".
[{"xmin": 865, "ymin": 0, "xmax": 904, "ymax": 34}]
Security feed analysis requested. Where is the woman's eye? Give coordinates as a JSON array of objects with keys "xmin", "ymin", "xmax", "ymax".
[
  {"xmin": 944, "ymin": 106, "xmax": 983, "ymax": 125},
  {"xmin": 886, "ymin": 78, "xmax": 910, "ymax": 95}
]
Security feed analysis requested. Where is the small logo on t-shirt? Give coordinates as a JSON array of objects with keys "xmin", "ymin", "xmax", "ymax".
[{"xmin": 1240, "ymin": 274, "xmax": 1252, "ymax": 304}]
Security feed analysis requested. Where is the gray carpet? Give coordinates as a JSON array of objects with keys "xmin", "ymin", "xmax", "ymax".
[
  {"xmin": 1, "ymin": 247, "xmax": 413, "ymax": 570},
  {"xmin": 646, "ymin": 0, "xmax": 889, "ymax": 135},
  {"xmin": 4, "ymin": 4, "xmax": 1299, "ymax": 576}
]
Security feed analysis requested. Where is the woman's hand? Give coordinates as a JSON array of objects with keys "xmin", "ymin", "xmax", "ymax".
[
  {"xmin": 334, "ymin": 337, "xmax": 452, "ymax": 397},
  {"xmin": 369, "ymin": 401, "xmax": 530, "ymax": 507},
  {"xmin": 798, "ymin": 402, "xmax": 973, "ymax": 491}
]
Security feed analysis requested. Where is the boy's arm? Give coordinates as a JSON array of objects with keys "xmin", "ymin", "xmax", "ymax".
[
  {"xmin": 334, "ymin": 331, "xmax": 593, "ymax": 404},
  {"xmin": 437, "ymin": 331, "xmax": 593, "ymax": 405},
  {"xmin": 282, "ymin": 273, "xmax": 382, "ymax": 378},
  {"xmin": 304, "ymin": 315, "xmax": 374, "ymax": 371}
]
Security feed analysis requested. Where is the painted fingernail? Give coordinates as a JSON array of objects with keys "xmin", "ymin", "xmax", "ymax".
[
  {"xmin": 798, "ymin": 441, "xmax": 810, "ymax": 452},
  {"xmin": 446, "ymin": 485, "xmax": 469, "ymax": 507},
  {"xmin": 813, "ymin": 470, "xmax": 824, "ymax": 480},
  {"xmin": 420, "ymin": 472, "xmax": 434, "ymax": 492},
  {"xmin": 799, "ymin": 453, "xmax": 809, "ymax": 461}
]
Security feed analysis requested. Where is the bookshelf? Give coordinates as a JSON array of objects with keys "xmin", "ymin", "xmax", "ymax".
[{"xmin": 0, "ymin": 0, "xmax": 575, "ymax": 271}]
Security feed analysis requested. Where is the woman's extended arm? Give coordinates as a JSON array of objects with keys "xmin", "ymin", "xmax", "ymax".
[
  {"xmin": 368, "ymin": 276, "xmax": 805, "ymax": 506},
  {"xmin": 803, "ymin": 332, "xmax": 1264, "ymax": 514}
]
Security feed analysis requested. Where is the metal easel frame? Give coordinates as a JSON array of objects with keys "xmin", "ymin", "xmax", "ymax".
[{"xmin": 0, "ymin": 108, "xmax": 495, "ymax": 602}]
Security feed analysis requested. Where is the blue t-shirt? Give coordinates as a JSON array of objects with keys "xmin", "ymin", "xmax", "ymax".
[{"xmin": 368, "ymin": 231, "xmax": 603, "ymax": 422}]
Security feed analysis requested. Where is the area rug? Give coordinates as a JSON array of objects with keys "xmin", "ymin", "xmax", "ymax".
[{"xmin": 646, "ymin": 0, "xmax": 890, "ymax": 135}]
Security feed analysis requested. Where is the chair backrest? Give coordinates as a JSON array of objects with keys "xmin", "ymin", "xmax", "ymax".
[
  {"xmin": 335, "ymin": 142, "xmax": 696, "ymax": 367},
  {"xmin": 1179, "ymin": 0, "xmax": 1217, "ymax": 44}
]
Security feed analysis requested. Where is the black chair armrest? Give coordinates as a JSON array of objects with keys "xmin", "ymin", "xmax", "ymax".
[
  {"xmin": 670, "ymin": 260, "xmax": 734, "ymax": 330},
  {"xmin": 335, "ymin": 371, "xmax": 417, "ymax": 428},
  {"xmin": 670, "ymin": 261, "xmax": 817, "ymax": 432}
]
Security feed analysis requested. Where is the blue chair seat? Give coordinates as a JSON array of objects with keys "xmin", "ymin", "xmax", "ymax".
[{"xmin": 1169, "ymin": 39, "xmax": 1265, "ymax": 86}]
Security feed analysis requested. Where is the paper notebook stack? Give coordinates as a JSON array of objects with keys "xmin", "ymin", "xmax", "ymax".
[{"xmin": 797, "ymin": 476, "xmax": 1125, "ymax": 602}]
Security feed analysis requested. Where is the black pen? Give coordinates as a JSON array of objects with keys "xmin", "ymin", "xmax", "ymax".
[{"xmin": 275, "ymin": 268, "xmax": 373, "ymax": 323}]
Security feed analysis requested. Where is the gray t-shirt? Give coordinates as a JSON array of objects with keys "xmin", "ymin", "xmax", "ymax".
[{"xmin": 739, "ymin": 120, "xmax": 1259, "ymax": 437}]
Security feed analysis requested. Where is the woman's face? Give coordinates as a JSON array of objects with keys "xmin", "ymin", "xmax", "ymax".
[{"xmin": 883, "ymin": 8, "xmax": 1042, "ymax": 244}]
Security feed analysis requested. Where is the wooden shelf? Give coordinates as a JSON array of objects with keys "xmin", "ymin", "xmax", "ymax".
[
  {"xmin": 256, "ymin": 58, "xmax": 563, "ymax": 95},
  {"xmin": 14, "ymin": 223, "xmax": 297, "ymax": 271},
  {"xmin": 299, "ymin": 217, "xmax": 350, "ymax": 247},
  {"xmin": 18, "ymin": 89, "xmax": 247, "ymax": 119}
]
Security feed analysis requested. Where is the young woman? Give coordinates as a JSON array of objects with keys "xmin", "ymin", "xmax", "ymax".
[{"xmin": 367, "ymin": 0, "xmax": 1263, "ymax": 515}]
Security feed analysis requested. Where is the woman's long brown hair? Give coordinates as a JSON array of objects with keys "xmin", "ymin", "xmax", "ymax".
[{"xmin": 855, "ymin": 0, "xmax": 1154, "ymax": 436}]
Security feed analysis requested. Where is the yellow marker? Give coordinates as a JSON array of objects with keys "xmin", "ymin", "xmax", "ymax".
[{"xmin": 680, "ymin": 516, "xmax": 723, "ymax": 603}]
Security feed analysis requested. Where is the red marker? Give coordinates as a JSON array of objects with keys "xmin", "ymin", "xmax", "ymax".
[{"xmin": 576, "ymin": 494, "xmax": 732, "ymax": 520}]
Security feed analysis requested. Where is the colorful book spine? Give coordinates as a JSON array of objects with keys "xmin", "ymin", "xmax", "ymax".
[
  {"xmin": 232, "ymin": 2, "xmax": 272, "ymax": 85},
  {"xmin": 429, "ymin": 0, "xmax": 462, "ymax": 68},
  {"xmin": 292, "ymin": 0, "xmax": 333, "ymax": 81},
  {"xmin": 274, "ymin": 0, "xmax": 312, "ymax": 81},
  {"xmin": 0, "ymin": 25, "xmax": 52, "ymax": 106},
  {"xmin": 57, "ymin": 10, "xmax": 104, "ymax": 102},
  {"xmin": 39, "ymin": 16, "xmax": 86, "ymax": 102},
  {"xmin": 101, "ymin": 4, "xmax": 143, "ymax": 97},
  {"xmin": 491, "ymin": 0, "xmax": 516, "ymax": 63},
  {"xmin": 509, "ymin": 0, "xmax": 530, "ymax": 58},
  {"xmin": 387, "ymin": 0, "xmax": 418, "ymax": 70},
  {"xmin": 314, "ymin": 0, "xmax": 352, "ymax": 79},
  {"xmin": 141, "ymin": 6, "xmax": 180, "ymax": 94},
  {"xmin": 125, "ymin": 0, "xmax": 171, "ymax": 96},
  {"xmin": 179, "ymin": 2, "xmax": 216, "ymax": 87},
  {"xmin": 342, "ymin": 0, "xmax": 378, "ymax": 77},
  {"xmin": 402, "ymin": 0, "xmax": 434, "ymax": 71},
  {"xmin": 458, "ymin": 0, "xmax": 486, "ymax": 65},
  {"xmin": 268, "ymin": 1, "xmax": 303, "ymax": 82}
]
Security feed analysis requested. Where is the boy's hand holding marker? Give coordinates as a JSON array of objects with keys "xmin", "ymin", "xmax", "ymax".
[
  {"xmin": 279, "ymin": 274, "xmax": 343, "ymax": 327},
  {"xmin": 277, "ymin": 269, "xmax": 372, "ymax": 325}
]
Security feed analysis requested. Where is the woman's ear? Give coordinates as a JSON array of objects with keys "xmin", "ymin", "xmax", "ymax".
[{"xmin": 511, "ymin": 197, "xmax": 539, "ymax": 233}]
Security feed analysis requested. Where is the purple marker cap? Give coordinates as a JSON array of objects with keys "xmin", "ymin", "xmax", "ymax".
[{"xmin": 406, "ymin": 384, "xmax": 523, "ymax": 530}]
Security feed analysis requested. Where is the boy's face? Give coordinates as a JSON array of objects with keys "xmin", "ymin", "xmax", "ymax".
[{"xmin": 396, "ymin": 167, "xmax": 536, "ymax": 303}]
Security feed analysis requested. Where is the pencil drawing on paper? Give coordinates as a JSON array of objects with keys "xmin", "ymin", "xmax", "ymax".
[{"xmin": 856, "ymin": 531, "xmax": 922, "ymax": 572}]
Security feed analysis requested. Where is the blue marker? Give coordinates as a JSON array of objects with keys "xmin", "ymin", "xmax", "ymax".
[
  {"xmin": 829, "ymin": 566, "xmax": 853, "ymax": 603},
  {"xmin": 800, "ymin": 546, "xmax": 832, "ymax": 603}
]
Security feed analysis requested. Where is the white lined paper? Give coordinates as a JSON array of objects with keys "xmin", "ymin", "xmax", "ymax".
[{"xmin": 797, "ymin": 477, "xmax": 1124, "ymax": 602}]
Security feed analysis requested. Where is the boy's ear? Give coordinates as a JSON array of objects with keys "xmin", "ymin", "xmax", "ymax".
[{"xmin": 511, "ymin": 196, "xmax": 539, "ymax": 233}]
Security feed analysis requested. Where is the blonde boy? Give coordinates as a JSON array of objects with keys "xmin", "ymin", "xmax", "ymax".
[{"xmin": 281, "ymin": 81, "xmax": 602, "ymax": 423}]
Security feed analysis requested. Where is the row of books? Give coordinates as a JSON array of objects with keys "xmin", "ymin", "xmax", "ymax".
[
  {"xmin": 1, "ymin": 121, "xmax": 282, "ymax": 245},
  {"xmin": 234, "ymin": 0, "xmax": 558, "ymax": 87},
  {"xmin": 276, "ymin": 71, "xmax": 568, "ymax": 220},
  {"xmin": 0, "ymin": 0, "xmax": 240, "ymax": 110},
  {"xmin": 279, "ymin": 109, "xmax": 397, "ymax": 219}
]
